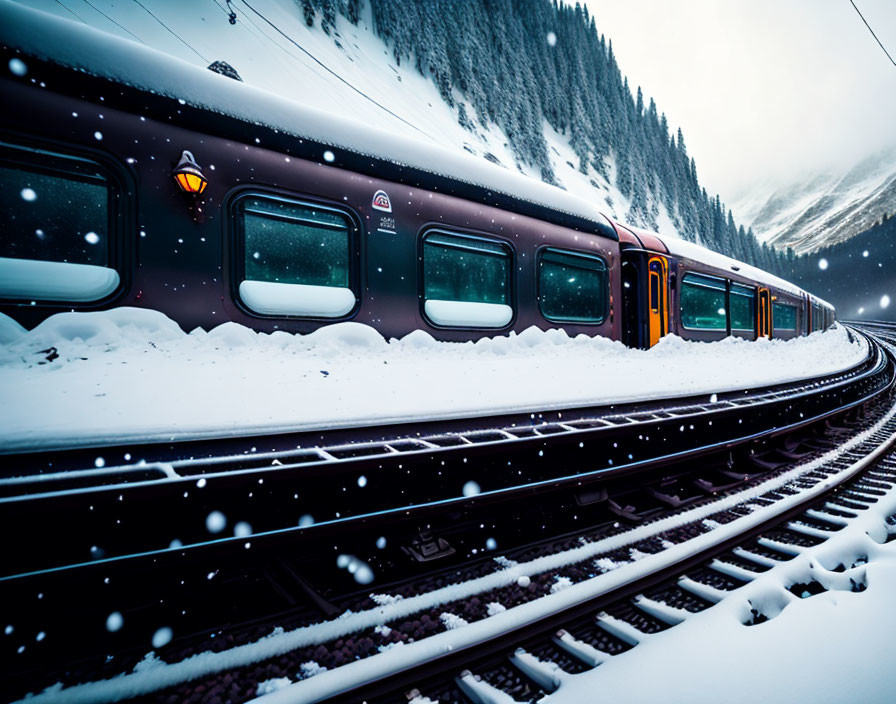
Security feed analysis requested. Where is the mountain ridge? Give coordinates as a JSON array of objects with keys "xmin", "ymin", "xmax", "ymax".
[{"xmin": 733, "ymin": 146, "xmax": 896, "ymax": 255}]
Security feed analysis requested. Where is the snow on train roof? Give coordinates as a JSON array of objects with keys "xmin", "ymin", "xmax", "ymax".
[
  {"xmin": 658, "ymin": 235, "xmax": 808, "ymax": 298},
  {"xmin": 0, "ymin": 0, "xmax": 614, "ymax": 236}
]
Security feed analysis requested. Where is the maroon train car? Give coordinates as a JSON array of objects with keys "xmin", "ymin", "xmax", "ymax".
[{"xmin": 0, "ymin": 2, "xmax": 833, "ymax": 348}]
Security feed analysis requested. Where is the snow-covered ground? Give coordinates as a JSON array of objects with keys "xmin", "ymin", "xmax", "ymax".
[
  {"xmin": 552, "ymin": 555, "xmax": 896, "ymax": 704},
  {"xmin": 0, "ymin": 308, "xmax": 866, "ymax": 452},
  {"xmin": 548, "ymin": 493, "xmax": 896, "ymax": 703}
]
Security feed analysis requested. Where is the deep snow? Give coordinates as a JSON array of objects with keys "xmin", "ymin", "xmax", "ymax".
[{"xmin": 0, "ymin": 308, "xmax": 866, "ymax": 452}]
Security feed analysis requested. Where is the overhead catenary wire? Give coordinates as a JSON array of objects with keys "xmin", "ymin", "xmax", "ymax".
[
  {"xmin": 80, "ymin": 0, "xmax": 145, "ymax": 44},
  {"xmin": 130, "ymin": 0, "xmax": 209, "ymax": 64},
  {"xmin": 236, "ymin": 0, "xmax": 437, "ymax": 143},
  {"xmin": 849, "ymin": 0, "xmax": 896, "ymax": 67},
  {"xmin": 53, "ymin": 0, "xmax": 87, "ymax": 23},
  {"xmin": 208, "ymin": 0, "xmax": 349, "ymax": 97}
]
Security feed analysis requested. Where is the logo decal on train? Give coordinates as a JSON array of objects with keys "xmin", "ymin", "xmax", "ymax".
[{"xmin": 372, "ymin": 190, "xmax": 392, "ymax": 212}]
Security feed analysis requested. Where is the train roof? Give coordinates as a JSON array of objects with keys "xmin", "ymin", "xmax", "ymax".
[
  {"xmin": 0, "ymin": 0, "xmax": 616, "ymax": 240},
  {"xmin": 655, "ymin": 236, "xmax": 809, "ymax": 298}
]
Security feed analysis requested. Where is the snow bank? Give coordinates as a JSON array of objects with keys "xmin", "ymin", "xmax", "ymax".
[
  {"xmin": 0, "ymin": 307, "xmax": 867, "ymax": 451},
  {"xmin": 0, "ymin": 311, "xmax": 26, "ymax": 344}
]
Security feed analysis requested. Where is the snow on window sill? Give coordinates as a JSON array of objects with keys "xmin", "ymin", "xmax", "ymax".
[
  {"xmin": 239, "ymin": 280, "xmax": 355, "ymax": 318},
  {"xmin": 0, "ymin": 257, "xmax": 120, "ymax": 302},
  {"xmin": 424, "ymin": 299, "xmax": 513, "ymax": 328}
]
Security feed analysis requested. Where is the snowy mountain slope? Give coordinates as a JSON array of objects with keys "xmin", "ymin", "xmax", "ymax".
[
  {"xmin": 733, "ymin": 146, "xmax": 896, "ymax": 255},
  {"xmin": 21, "ymin": 0, "xmax": 655, "ymax": 232}
]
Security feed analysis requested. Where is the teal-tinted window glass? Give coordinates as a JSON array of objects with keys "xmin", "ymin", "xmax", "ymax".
[
  {"xmin": 730, "ymin": 282, "xmax": 755, "ymax": 331},
  {"xmin": 423, "ymin": 231, "xmax": 510, "ymax": 304},
  {"xmin": 538, "ymin": 248, "xmax": 607, "ymax": 323},
  {"xmin": 681, "ymin": 273, "xmax": 727, "ymax": 330},
  {"xmin": 773, "ymin": 302, "xmax": 797, "ymax": 330},
  {"xmin": 239, "ymin": 197, "xmax": 351, "ymax": 287},
  {"xmin": 0, "ymin": 143, "xmax": 111, "ymax": 266}
]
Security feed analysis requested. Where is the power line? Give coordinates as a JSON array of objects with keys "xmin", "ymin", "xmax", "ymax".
[
  {"xmin": 53, "ymin": 0, "xmax": 87, "ymax": 23},
  {"xmin": 130, "ymin": 0, "xmax": 209, "ymax": 63},
  {"xmin": 212, "ymin": 0, "xmax": 336, "ymax": 88},
  {"xmin": 849, "ymin": 0, "xmax": 896, "ymax": 67},
  {"xmin": 237, "ymin": 0, "xmax": 436, "ymax": 142},
  {"xmin": 80, "ymin": 0, "xmax": 145, "ymax": 44}
]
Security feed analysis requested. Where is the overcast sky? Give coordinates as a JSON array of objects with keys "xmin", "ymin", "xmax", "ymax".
[{"xmin": 585, "ymin": 0, "xmax": 896, "ymax": 204}]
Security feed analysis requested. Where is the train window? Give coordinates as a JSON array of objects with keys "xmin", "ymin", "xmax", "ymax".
[
  {"xmin": 773, "ymin": 301, "xmax": 797, "ymax": 330},
  {"xmin": 422, "ymin": 230, "xmax": 512, "ymax": 328},
  {"xmin": 234, "ymin": 194, "xmax": 356, "ymax": 318},
  {"xmin": 0, "ymin": 140, "xmax": 121, "ymax": 302},
  {"xmin": 680, "ymin": 273, "xmax": 727, "ymax": 330},
  {"xmin": 729, "ymin": 282, "xmax": 755, "ymax": 331},
  {"xmin": 537, "ymin": 248, "xmax": 607, "ymax": 324}
]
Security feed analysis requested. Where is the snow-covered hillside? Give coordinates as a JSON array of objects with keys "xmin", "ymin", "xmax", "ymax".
[
  {"xmin": 733, "ymin": 146, "xmax": 896, "ymax": 255},
  {"xmin": 22, "ymin": 0, "xmax": 662, "ymax": 234}
]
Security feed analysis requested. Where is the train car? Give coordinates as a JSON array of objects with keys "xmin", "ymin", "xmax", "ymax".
[
  {"xmin": 0, "ymin": 1, "xmax": 833, "ymax": 349},
  {"xmin": 614, "ymin": 227, "xmax": 833, "ymax": 348}
]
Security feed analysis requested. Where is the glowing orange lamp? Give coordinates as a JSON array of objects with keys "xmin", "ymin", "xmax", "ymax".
[{"xmin": 173, "ymin": 150, "xmax": 208, "ymax": 194}]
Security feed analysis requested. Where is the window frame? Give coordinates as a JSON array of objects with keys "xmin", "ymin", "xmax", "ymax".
[
  {"xmin": 729, "ymin": 281, "xmax": 757, "ymax": 333},
  {"xmin": 0, "ymin": 135, "xmax": 130, "ymax": 307},
  {"xmin": 229, "ymin": 188, "xmax": 362, "ymax": 320},
  {"xmin": 536, "ymin": 246, "xmax": 609, "ymax": 325},
  {"xmin": 772, "ymin": 300, "xmax": 798, "ymax": 331},
  {"xmin": 418, "ymin": 227, "xmax": 515, "ymax": 330},
  {"xmin": 679, "ymin": 271, "xmax": 729, "ymax": 332}
]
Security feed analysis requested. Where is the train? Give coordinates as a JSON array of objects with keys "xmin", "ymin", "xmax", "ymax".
[{"xmin": 0, "ymin": 1, "xmax": 835, "ymax": 348}]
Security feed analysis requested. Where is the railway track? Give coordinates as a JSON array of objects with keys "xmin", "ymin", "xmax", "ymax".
[
  {"xmin": 3, "ymin": 327, "xmax": 895, "ymax": 703},
  {"xmin": 319, "ymin": 391, "xmax": 896, "ymax": 704}
]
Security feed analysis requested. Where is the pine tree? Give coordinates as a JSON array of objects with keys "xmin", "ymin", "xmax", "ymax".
[
  {"xmin": 300, "ymin": 0, "xmax": 315, "ymax": 27},
  {"xmin": 336, "ymin": 0, "xmax": 784, "ymax": 272}
]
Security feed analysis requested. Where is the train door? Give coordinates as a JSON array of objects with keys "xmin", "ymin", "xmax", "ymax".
[
  {"xmin": 647, "ymin": 256, "xmax": 669, "ymax": 347},
  {"xmin": 620, "ymin": 260, "xmax": 641, "ymax": 348},
  {"xmin": 758, "ymin": 288, "xmax": 771, "ymax": 338}
]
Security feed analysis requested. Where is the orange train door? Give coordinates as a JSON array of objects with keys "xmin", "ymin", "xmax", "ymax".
[
  {"xmin": 758, "ymin": 288, "xmax": 771, "ymax": 338},
  {"xmin": 647, "ymin": 255, "xmax": 669, "ymax": 347}
]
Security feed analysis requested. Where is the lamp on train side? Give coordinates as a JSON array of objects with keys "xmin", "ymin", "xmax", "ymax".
[{"xmin": 173, "ymin": 150, "xmax": 208, "ymax": 194}]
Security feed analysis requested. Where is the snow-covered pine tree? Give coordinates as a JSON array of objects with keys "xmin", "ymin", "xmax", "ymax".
[{"xmin": 324, "ymin": 0, "xmax": 786, "ymax": 273}]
